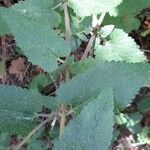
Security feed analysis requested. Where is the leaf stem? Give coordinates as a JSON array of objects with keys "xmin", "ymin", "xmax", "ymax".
[
  {"xmin": 81, "ymin": 13, "xmax": 106, "ymax": 60},
  {"xmin": 12, "ymin": 112, "xmax": 57, "ymax": 150},
  {"xmin": 59, "ymin": 103, "xmax": 66, "ymax": 136}
]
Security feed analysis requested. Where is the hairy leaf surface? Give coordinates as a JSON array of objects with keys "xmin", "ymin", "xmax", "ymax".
[
  {"xmin": 57, "ymin": 61, "xmax": 150, "ymax": 108},
  {"xmin": 54, "ymin": 89, "xmax": 114, "ymax": 150},
  {"xmin": 0, "ymin": 13, "xmax": 10, "ymax": 35},
  {"xmin": 0, "ymin": 0, "xmax": 71, "ymax": 72},
  {"xmin": 0, "ymin": 85, "xmax": 58, "ymax": 135},
  {"xmin": 95, "ymin": 28, "xmax": 146, "ymax": 62}
]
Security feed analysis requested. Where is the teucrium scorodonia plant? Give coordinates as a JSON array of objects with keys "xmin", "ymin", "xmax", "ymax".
[{"xmin": 0, "ymin": 0, "xmax": 150, "ymax": 149}]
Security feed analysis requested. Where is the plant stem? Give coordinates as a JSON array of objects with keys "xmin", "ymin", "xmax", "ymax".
[
  {"xmin": 63, "ymin": 1, "xmax": 71, "ymax": 45},
  {"xmin": 12, "ymin": 112, "xmax": 57, "ymax": 150},
  {"xmin": 81, "ymin": 13, "xmax": 106, "ymax": 60},
  {"xmin": 1, "ymin": 36, "xmax": 7, "ymax": 84},
  {"xmin": 81, "ymin": 34, "xmax": 96, "ymax": 60},
  {"xmin": 59, "ymin": 103, "xmax": 66, "ymax": 136},
  {"xmin": 97, "ymin": 13, "xmax": 106, "ymax": 26}
]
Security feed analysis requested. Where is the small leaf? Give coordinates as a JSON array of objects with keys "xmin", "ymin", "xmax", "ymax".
[
  {"xmin": 115, "ymin": 113, "xmax": 128, "ymax": 125},
  {"xmin": 137, "ymin": 127, "xmax": 150, "ymax": 144},
  {"xmin": 29, "ymin": 74, "xmax": 51, "ymax": 92},
  {"xmin": 127, "ymin": 112, "xmax": 143, "ymax": 127},
  {"xmin": 95, "ymin": 28, "xmax": 146, "ymax": 63},
  {"xmin": 100, "ymin": 25, "xmax": 115, "ymax": 38}
]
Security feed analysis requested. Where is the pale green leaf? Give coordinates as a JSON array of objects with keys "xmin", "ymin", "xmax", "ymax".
[
  {"xmin": 54, "ymin": 88, "xmax": 114, "ymax": 150},
  {"xmin": 57, "ymin": 61, "xmax": 150, "ymax": 108},
  {"xmin": 104, "ymin": 0, "xmax": 150, "ymax": 32},
  {"xmin": 68, "ymin": 0, "xmax": 123, "ymax": 17},
  {"xmin": 100, "ymin": 25, "xmax": 115, "ymax": 38},
  {"xmin": 95, "ymin": 28, "xmax": 146, "ymax": 63},
  {"xmin": 0, "ymin": 0, "xmax": 71, "ymax": 72}
]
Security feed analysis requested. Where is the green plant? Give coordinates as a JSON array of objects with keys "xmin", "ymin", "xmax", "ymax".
[{"xmin": 0, "ymin": 0, "xmax": 150, "ymax": 149}]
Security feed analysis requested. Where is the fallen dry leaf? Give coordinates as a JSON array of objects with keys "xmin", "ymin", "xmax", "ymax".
[{"xmin": 9, "ymin": 57, "xmax": 26, "ymax": 76}]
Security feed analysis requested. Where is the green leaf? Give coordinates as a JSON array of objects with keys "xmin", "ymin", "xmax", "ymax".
[
  {"xmin": 0, "ymin": 85, "xmax": 57, "ymax": 113},
  {"xmin": 27, "ymin": 140, "xmax": 46, "ymax": 150},
  {"xmin": 57, "ymin": 61, "xmax": 150, "ymax": 108},
  {"xmin": 95, "ymin": 28, "xmax": 146, "ymax": 63},
  {"xmin": 138, "ymin": 96, "xmax": 150, "ymax": 113},
  {"xmin": 0, "ymin": 13, "xmax": 10, "ymax": 35},
  {"xmin": 29, "ymin": 74, "xmax": 51, "ymax": 92},
  {"xmin": 126, "ymin": 112, "xmax": 143, "ymax": 127},
  {"xmin": 0, "ymin": 85, "xmax": 58, "ymax": 135},
  {"xmin": 0, "ymin": 0, "xmax": 71, "ymax": 73},
  {"xmin": 114, "ymin": 113, "xmax": 128, "ymax": 125},
  {"xmin": 0, "ymin": 133, "xmax": 10, "ymax": 147},
  {"xmin": 99, "ymin": 25, "xmax": 115, "ymax": 38},
  {"xmin": 68, "ymin": 0, "xmax": 123, "ymax": 17},
  {"xmin": 53, "ymin": 88, "xmax": 114, "ymax": 150},
  {"xmin": 104, "ymin": 0, "xmax": 150, "ymax": 32},
  {"xmin": 11, "ymin": 0, "xmax": 60, "ymax": 27},
  {"xmin": 0, "ymin": 109, "xmax": 36, "ymax": 135},
  {"xmin": 137, "ymin": 127, "xmax": 150, "ymax": 144},
  {"xmin": 0, "ymin": 145, "xmax": 8, "ymax": 150}
]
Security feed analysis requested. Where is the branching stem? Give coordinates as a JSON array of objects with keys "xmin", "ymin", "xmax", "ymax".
[
  {"xmin": 12, "ymin": 112, "xmax": 57, "ymax": 150},
  {"xmin": 81, "ymin": 13, "xmax": 106, "ymax": 60}
]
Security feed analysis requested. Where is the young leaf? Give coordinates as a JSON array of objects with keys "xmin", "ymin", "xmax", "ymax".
[
  {"xmin": 68, "ymin": 0, "xmax": 123, "ymax": 17},
  {"xmin": 53, "ymin": 88, "xmax": 114, "ymax": 150},
  {"xmin": 57, "ymin": 61, "xmax": 150, "ymax": 108},
  {"xmin": 29, "ymin": 74, "xmax": 51, "ymax": 92},
  {"xmin": 95, "ymin": 28, "xmax": 146, "ymax": 63},
  {"xmin": 99, "ymin": 25, "xmax": 115, "ymax": 38},
  {"xmin": 104, "ymin": 0, "xmax": 150, "ymax": 32},
  {"xmin": 0, "ymin": 0, "xmax": 71, "ymax": 73}
]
